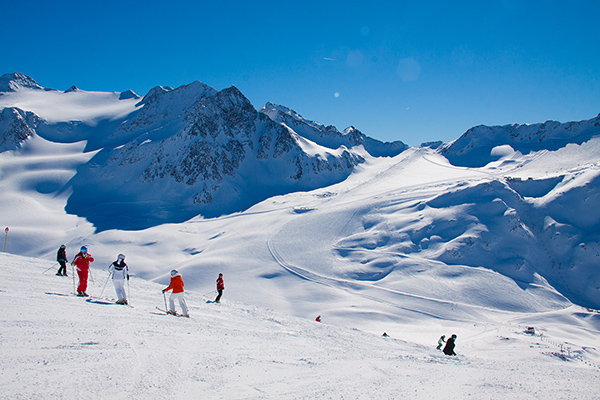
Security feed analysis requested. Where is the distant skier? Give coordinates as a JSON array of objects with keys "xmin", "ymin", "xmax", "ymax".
[
  {"xmin": 109, "ymin": 253, "xmax": 129, "ymax": 305},
  {"xmin": 162, "ymin": 270, "xmax": 189, "ymax": 317},
  {"xmin": 436, "ymin": 335, "xmax": 446, "ymax": 350},
  {"xmin": 72, "ymin": 246, "xmax": 94, "ymax": 297},
  {"xmin": 315, "ymin": 315, "xmax": 321, "ymax": 322},
  {"xmin": 214, "ymin": 273, "xmax": 224, "ymax": 303},
  {"xmin": 56, "ymin": 244, "xmax": 68, "ymax": 276},
  {"xmin": 443, "ymin": 334, "xmax": 457, "ymax": 356}
]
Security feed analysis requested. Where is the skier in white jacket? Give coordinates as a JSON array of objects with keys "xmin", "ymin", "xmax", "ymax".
[{"xmin": 109, "ymin": 254, "xmax": 129, "ymax": 305}]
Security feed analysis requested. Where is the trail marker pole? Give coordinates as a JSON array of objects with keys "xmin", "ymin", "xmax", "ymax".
[{"xmin": 3, "ymin": 227, "xmax": 8, "ymax": 252}]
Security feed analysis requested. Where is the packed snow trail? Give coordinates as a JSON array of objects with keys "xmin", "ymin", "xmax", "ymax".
[
  {"xmin": 2, "ymin": 253, "xmax": 599, "ymax": 399},
  {"xmin": 268, "ymin": 228, "xmax": 517, "ymax": 323}
]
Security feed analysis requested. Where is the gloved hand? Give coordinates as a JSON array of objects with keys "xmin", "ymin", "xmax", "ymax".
[{"xmin": 162, "ymin": 289, "xmax": 166, "ymax": 293}]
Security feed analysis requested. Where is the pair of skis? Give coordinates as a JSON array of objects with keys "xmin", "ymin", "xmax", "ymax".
[
  {"xmin": 69, "ymin": 292, "xmax": 133, "ymax": 307},
  {"xmin": 155, "ymin": 307, "xmax": 189, "ymax": 317}
]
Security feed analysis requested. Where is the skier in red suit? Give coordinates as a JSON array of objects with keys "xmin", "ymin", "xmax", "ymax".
[
  {"xmin": 72, "ymin": 246, "xmax": 94, "ymax": 296},
  {"xmin": 215, "ymin": 273, "xmax": 224, "ymax": 303}
]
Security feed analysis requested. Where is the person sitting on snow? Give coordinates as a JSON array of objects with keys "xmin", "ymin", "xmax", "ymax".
[{"xmin": 162, "ymin": 270, "xmax": 189, "ymax": 317}]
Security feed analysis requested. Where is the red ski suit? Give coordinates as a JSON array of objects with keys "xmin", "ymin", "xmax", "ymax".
[{"xmin": 72, "ymin": 252, "xmax": 94, "ymax": 293}]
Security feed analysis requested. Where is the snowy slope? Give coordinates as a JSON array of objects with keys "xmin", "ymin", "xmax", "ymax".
[
  {"xmin": 442, "ymin": 115, "xmax": 600, "ymax": 167},
  {"xmin": 65, "ymin": 84, "xmax": 366, "ymax": 230},
  {"xmin": 1, "ymin": 253, "xmax": 598, "ymax": 400},
  {"xmin": 260, "ymin": 102, "xmax": 408, "ymax": 157},
  {"xmin": 0, "ymin": 73, "xmax": 396, "ymax": 231},
  {"xmin": 1, "ymin": 72, "xmax": 600, "ymax": 398}
]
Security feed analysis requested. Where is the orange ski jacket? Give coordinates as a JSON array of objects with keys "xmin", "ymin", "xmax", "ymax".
[{"xmin": 164, "ymin": 274, "xmax": 184, "ymax": 293}]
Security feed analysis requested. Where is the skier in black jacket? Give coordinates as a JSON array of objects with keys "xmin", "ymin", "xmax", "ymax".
[
  {"xmin": 443, "ymin": 334, "xmax": 457, "ymax": 356},
  {"xmin": 56, "ymin": 245, "xmax": 68, "ymax": 276}
]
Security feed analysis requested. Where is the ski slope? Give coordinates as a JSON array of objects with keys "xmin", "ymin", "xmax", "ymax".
[
  {"xmin": 1, "ymin": 253, "xmax": 598, "ymax": 399},
  {"xmin": 2, "ymin": 75, "xmax": 600, "ymax": 398}
]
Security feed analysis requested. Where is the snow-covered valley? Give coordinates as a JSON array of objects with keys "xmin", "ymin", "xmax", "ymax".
[{"xmin": 1, "ymin": 72, "xmax": 600, "ymax": 398}]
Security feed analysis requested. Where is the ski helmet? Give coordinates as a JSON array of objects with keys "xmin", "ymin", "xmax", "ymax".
[
  {"xmin": 117, "ymin": 253, "xmax": 125, "ymax": 260},
  {"xmin": 60, "ymin": 244, "xmax": 66, "ymax": 249},
  {"xmin": 170, "ymin": 269, "xmax": 178, "ymax": 276},
  {"xmin": 80, "ymin": 246, "xmax": 87, "ymax": 253}
]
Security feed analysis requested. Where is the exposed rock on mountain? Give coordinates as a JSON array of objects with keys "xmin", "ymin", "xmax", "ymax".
[
  {"xmin": 442, "ymin": 114, "xmax": 600, "ymax": 167},
  {"xmin": 64, "ymin": 82, "xmax": 368, "ymax": 230},
  {"xmin": 260, "ymin": 102, "xmax": 408, "ymax": 157},
  {"xmin": 0, "ymin": 72, "xmax": 44, "ymax": 92},
  {"xmin": 0, "ymin": 107, "xmax": 40, "ymax": 152}
]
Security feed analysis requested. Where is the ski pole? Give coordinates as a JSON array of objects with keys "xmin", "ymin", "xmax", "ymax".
[
  {"xmin": 42, "ymin": 263, "xmax": 59, "ymax": 274},
  {"xmin": 72, "ymin": 264, "xmax": 76, "ymax": 295},
  {"xmin": 100, "ymin": 267, "xmax": 112, "ymax": 297},
  {"xmin": 127, "ymin": 278, "xmax": 131, "ymax": 306},
  {"xmin": 182, "ymin": 296, "xmax": 189, "ymax": 315},
  {"xmin": 88, "ymin": 268, "xmax": 95, "ymax": 284}
]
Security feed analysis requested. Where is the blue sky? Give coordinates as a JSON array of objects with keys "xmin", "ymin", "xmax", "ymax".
[{"xmin": 2, "ymin": 0, "xmax": 599, "ymax": 145}]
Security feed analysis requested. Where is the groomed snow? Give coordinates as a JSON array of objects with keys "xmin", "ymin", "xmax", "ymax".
[
  {"xmin": 1, "ymin": 253, "xmax": 598, "ymax": 399},
  {"xmin": 1, "ymin": 78, "xmax": 600, "ymax": 398}
]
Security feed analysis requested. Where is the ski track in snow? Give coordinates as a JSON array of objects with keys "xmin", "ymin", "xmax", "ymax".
[
  {"xmin": 267, "ymin": 227, "xmax": 506, "ymax": 322},
  {"xmin": 2, "ymin": 82, "xmax": 600, "ymax": 398},
  {"xmin": 1, "ymin": 253, "xmax": 599, "ymax": 399}
]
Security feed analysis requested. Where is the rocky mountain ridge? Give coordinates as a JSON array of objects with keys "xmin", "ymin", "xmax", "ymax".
[
  {"xmin": 0, "ymin": 73, "xmax": 405, "ymax": 230},
  {"xmin": 442, "ymin": 114, "xmax": 600, "ymax": 167}
]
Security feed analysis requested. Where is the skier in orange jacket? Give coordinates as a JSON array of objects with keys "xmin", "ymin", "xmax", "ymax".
[{"xmin": 162, "ymin": 270, "xmax": 189, "ymax": 317}]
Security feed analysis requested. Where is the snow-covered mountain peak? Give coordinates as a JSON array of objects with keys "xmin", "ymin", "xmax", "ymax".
[
  {"xmin": 216, "ymin": 85, "xmax": 254, "ymax": 108},
  {"xmin": 138, "ymin": 81, "xmax": 216, "ymax": 109},
  {"xmin": 0, "ymin": 72, "xmax": 44, "ymax": 92},
  {"xmin": 260, "ymin": 102, "xmax": 408, "ymax": 157},
  {"xmin": 138, "ymin": 85, "xmax": 173, "ymax": 105},
  {"xmin": 118, "ymin": 89, "xmax": 140, "ymax": 100},
  {"xmin": 0, "ymin": 107, "xmax": 40, "ymax": 152},
  {"xmin": 260, "ymin": 102, "xmax": 338, "ymax": 133},
  {"xmin": 443, "ymin": 114, "xmax": 600, "ymax": 167},
  {"xmin": 38, "ymin": 78, "xmax": 369, "ymax": 230},
  {"xmin": 63, "ymin": 85, "xmax": 80, "ymax": 93}
]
